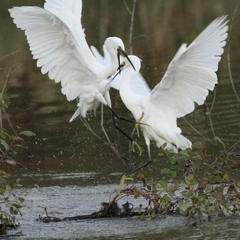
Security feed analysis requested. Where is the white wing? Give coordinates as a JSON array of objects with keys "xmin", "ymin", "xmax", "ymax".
[
  {"xmin": 90, "ymin": 45, "xmax": 111, "ymax": 67},
  {"xmin": 91, "ymin": 46, "xmax": 151, "ymax": 95},
  {"xmin": 148, "ymin": 16, "xmax": 228, "ymax": 118},
  {"xmin": 9, "ymin": 0, "xmax": 103, "ymax": 102}
]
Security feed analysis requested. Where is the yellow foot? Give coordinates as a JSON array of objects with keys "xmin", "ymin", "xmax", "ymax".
[
  {"xmin": 117, "ymin": 175, "xmax": 134, "ymax": 194},
  {"xmin": 131, "ymin": 140, "xmax": 143, "ymax": 156}
]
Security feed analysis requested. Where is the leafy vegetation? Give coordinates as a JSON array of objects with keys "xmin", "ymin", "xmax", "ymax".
[
  {"xmin": 0, "ymin": 84, "xmax": 35, "ymax": 230},
  {"xmin": 115, "ymin": 141, "xmax": 240, "ymax": 221}
]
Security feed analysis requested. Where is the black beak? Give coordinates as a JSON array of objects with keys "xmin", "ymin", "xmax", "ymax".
[
  {"xmin": 117, "ymin": 47, "xmax": 136, "ymax": 71},
  {"xmin": 112, "ymin": 63, "xmax": 126, "ymax": 81}
]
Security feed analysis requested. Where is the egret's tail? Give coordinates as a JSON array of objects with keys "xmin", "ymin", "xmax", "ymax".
[
  {"xmin": 70, "ymin": 107, "xmax": 82, "ymax": 122},
  {"xmin": 156, "ymin": 133, "xmax": 192, "ymax": 153},
  {"xmin": 173, "ymin": 134, "xmax": 192, "ymax": 151}
]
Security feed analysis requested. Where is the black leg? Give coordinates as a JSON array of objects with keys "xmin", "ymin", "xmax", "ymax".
[
  {"xmin": 126, "ymin": 142, "xmax": 152, "ymax": 175},
  {"xmin": 126, "ymin": 160, "xmax": 152, "ymax": 175},
  {"xmin": 111, "ymin": 114, "xmax": 133, "ymax": 142},
  {"xmin": 107, "ymin": 105, "xmax": 135, "ymax": 124}
]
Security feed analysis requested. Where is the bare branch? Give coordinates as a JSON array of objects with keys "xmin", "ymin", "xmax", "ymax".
[
  {"xmin": 183, "ymin": 117, "xmax": 221, "ymax": 151},
  {"xmin": 123, "ymin": 0, "xmax": 132, "ymax": 15},
  {"xmin": 227, "ymin": 2, "xmax": 240, "ymax": 104},
  {"xmin": 79, "ymin": 106, "xmax": 130, "ymax": 169},
  {"xmin": 204, "ymin": 102, "xmax": 217, "ymax": 145},
  {"xmin": 132, "ymin": 29, "xmax": 174, "ymax": 42},
  {"xmin": 0, "ymin": 50, "xmax": 20, "ymax": 62},
  {"xmin": 129, "ymin": 0, "xmax": 137, "ymax": 54}
]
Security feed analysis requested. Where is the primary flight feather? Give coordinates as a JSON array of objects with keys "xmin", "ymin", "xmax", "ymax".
[
  {"xmin": 117, "ymin": 16, "xmax": 228, "ymax": 162},
  {"xmin": 9, "ymin": 0, "xmax": 133, "ymax": 121}
]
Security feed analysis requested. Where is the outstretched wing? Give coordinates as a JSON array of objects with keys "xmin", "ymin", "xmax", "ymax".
[
  {"xmin": 147, "ymin": 16, "xmax": 228, "ymax": 118},
  {"xmin": 9, "ymin": 0, "xmax": 102, "ymax": 101},
  {"xmin": 90, "ymin": 45, "xmax": 111, "ymax": 67},
  {"xmin": 91, "ymin": 45, "xmax": 151, "ymax": 95}
]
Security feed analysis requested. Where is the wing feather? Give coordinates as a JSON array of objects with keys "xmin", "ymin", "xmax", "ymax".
[
  {"xmin": 9, "ymin": 3, "xmax": 103, "ymax": 102},
  {"xmin": 147, "ymin": 16, "xmax": 228, "ymax": 118}
]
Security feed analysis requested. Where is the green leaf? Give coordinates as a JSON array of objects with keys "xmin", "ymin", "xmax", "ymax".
[
  {"xmin": 170, "ymin": 157, "xmax": 177, "ymax": 164},
  {"xmin": 10, "ymin": 207, "xmax": 18, "ymax": 215},
  {"xmin": 160, "ymin": 168, "xmax": 170, "ymax": 175},
  {"xmin": 6, "ymin": 184, "xmax": 11, "ymax": 192},
  {"xmin": 12, "ymin": 203, "xmax": 22, "ymax": 209},
  {"xmin": 19, "ymin": 131, "xmax": 36, "ymax": 137},
  {"xmin": 0, "ymin": 139, "xmax": 9, "ymax": 151},
  {"xmin": 179, "ymin": 160, "xmax": 187, "ymax": 167},
  {"xmin": 179, "ymin": 200, "xmax": 192, "ymax": 212},
  {"xmin": 0, "ymin": 170, "xmax": 7, "ymax": 175},
  {"xmin": 185, "ymin": 174, "xmax": 195, "ymax": 185},
  {"xmin": 169, "ymin": 170, "xmax": 177, "ymax": 178},
  {"xmin": 0, "ymin": 131, "xmax": 10, "ymax": 139},
  {"xmin": 13, "ymin": 144, "xmax": 26, "ymax": 149},
  {"xmin": 163, "ymin": 143, "xmax": 167, "ymax": 149},
  {"xmin": 11, "ymin": 136, "xmax": 23, "ymax": 141},
  {"xmin": 5, "ymin": 201, "xmax": 12, "ymax": 208},
  {"xmin": 179, "ymin": 149, "xmax": 189, "ymax": 155},
  {"xmin": 192, "ymin": 141, "xmax": 201, "ymax": 147},
  {"xmin": 4, "ymin": 159, "xmax": 17, "ymax": 166},
  {"xmin": 167, "ymin": 149, "xmax": 176, "ymax": 154}
]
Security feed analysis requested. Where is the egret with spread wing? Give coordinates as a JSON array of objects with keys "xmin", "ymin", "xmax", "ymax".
[
  {"xmin": 117, "ymin": 16, "xmax": 228, "ymax": 174},
  {"xmin": 9, "ymin": 0, "xmax": 134, "ymax": 122}
]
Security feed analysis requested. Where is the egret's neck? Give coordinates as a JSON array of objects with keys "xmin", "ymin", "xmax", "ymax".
[
  {"xmin": 119, "ymin": 67, "xmax": 139, "ymax": 114},
  {"xmin": 108, "ymin": 48, "xmax": 119, "ymax": 74}
]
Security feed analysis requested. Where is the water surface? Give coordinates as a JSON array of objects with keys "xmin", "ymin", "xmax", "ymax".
[{"xmin": 0, "ymin": 0, "xmax": 240, "ymax": 239}]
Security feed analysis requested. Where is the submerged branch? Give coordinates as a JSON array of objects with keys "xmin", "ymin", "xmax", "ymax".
[{"xmin": 37, "ymin": 201, "xmax": 142, "ymax": 223}]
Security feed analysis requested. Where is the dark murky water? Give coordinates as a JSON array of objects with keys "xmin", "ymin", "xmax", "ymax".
[{"xmin": 1, "ymin": 0, "xmax": 240, "ymax": 239}]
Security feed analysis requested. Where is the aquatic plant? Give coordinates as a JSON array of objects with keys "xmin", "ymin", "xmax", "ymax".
[
  {"xmin": 0, "ymin": 69, "xmax": 35, "ymax": 231},
  {"xmin": 115, "ymin": 140, "xmax": 240, "ymax": 221}
]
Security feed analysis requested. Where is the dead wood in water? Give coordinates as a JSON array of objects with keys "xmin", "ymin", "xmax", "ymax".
[{"xmin": 36, "ymin": 201, "xmax": 142, "ymax": 223}]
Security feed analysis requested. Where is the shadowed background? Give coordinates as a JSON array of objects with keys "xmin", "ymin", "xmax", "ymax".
[{"xmin": 0, "ymin": 0, "xmax": 239, "ymax": 179}]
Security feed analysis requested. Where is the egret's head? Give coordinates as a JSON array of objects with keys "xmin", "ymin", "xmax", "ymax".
[
  {"xmin": 105, "ymin": 37, "xmax": 135, "ymax": 71},
  {"xmin": 112, "ymin": 55, "xmax": 140, "ymax": 81},
  {"xmin": 105, "ymin": 37, "xmax": 125, "ymax": 53},
  {"xmin": 118, "ymin": 55, "xmax": 141, "ymax": 72}
]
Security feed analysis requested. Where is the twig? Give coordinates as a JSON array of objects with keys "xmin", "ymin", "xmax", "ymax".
[
  {"xmin": 183, "ymin": 117, "xmax": 221, "ymax": 151},
  {"xmin": 208, "ymin": 88, "xmax": 216, "ymax": 114},
  {"xmin": 79, "ymin": 109, "xmax": 130, "ymax": 169},
  {"xmin": 132, "ymin": 29, "xmax": 174, "ymax": 42},
  {"xmin": 208, "ymin": 140, "xmax": 240, "ymax": 171},
  {"xmin": 123, "ymin": 0, "xmax": 132, "ymax": 14},
  {"xmin": 227, "ymin": 3, "xmax": 240, "ymax": 104},
  {"xmin": 128, "ymin": 127, "xmax": 136, "ymax": 168},
  {"xmin": 129, "ymin": 0, "xmax": 137, "ymax": 54},
  {"xmin": 0, "ymin": 50, "xmax": 20, "ymax": 62},
  {"xmin": 204, "ymin": 101, "xmax": 217, "ymax": 145},
  {"xmin": 1, "ymin": 68, "xmax": 12, "ymax": 129},
  {"xmin": 1, "ymin": 69, "xmax": 11, "ymax": 96},
  {"xmin": 0, "ymin": 109, "xmax": 2, "ymax": 129},
  {"xmin": 2, "ymin": 108, "xmax": 33, "ymax": 158}
]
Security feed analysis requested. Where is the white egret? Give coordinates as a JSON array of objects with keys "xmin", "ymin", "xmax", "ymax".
[
  {"xmin": 116, "ymin": 16, "xmax": 229, "ymax": 173},
  {"xmin": 9, "ymin": 0, "xmax": 134, "ymax": 122}
]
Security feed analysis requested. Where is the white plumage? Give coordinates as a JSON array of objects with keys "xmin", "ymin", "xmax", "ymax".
[
  {"xmin": 9, "ymin": 0, "xmax": 129, "ymax": 121},
  {"xmin": 117, "ymin": 16, "xmax": 228, "ymax": 158},
  {"xmin": 90, "ymin": 45, "xmax": 151, "ymax": 96}
]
